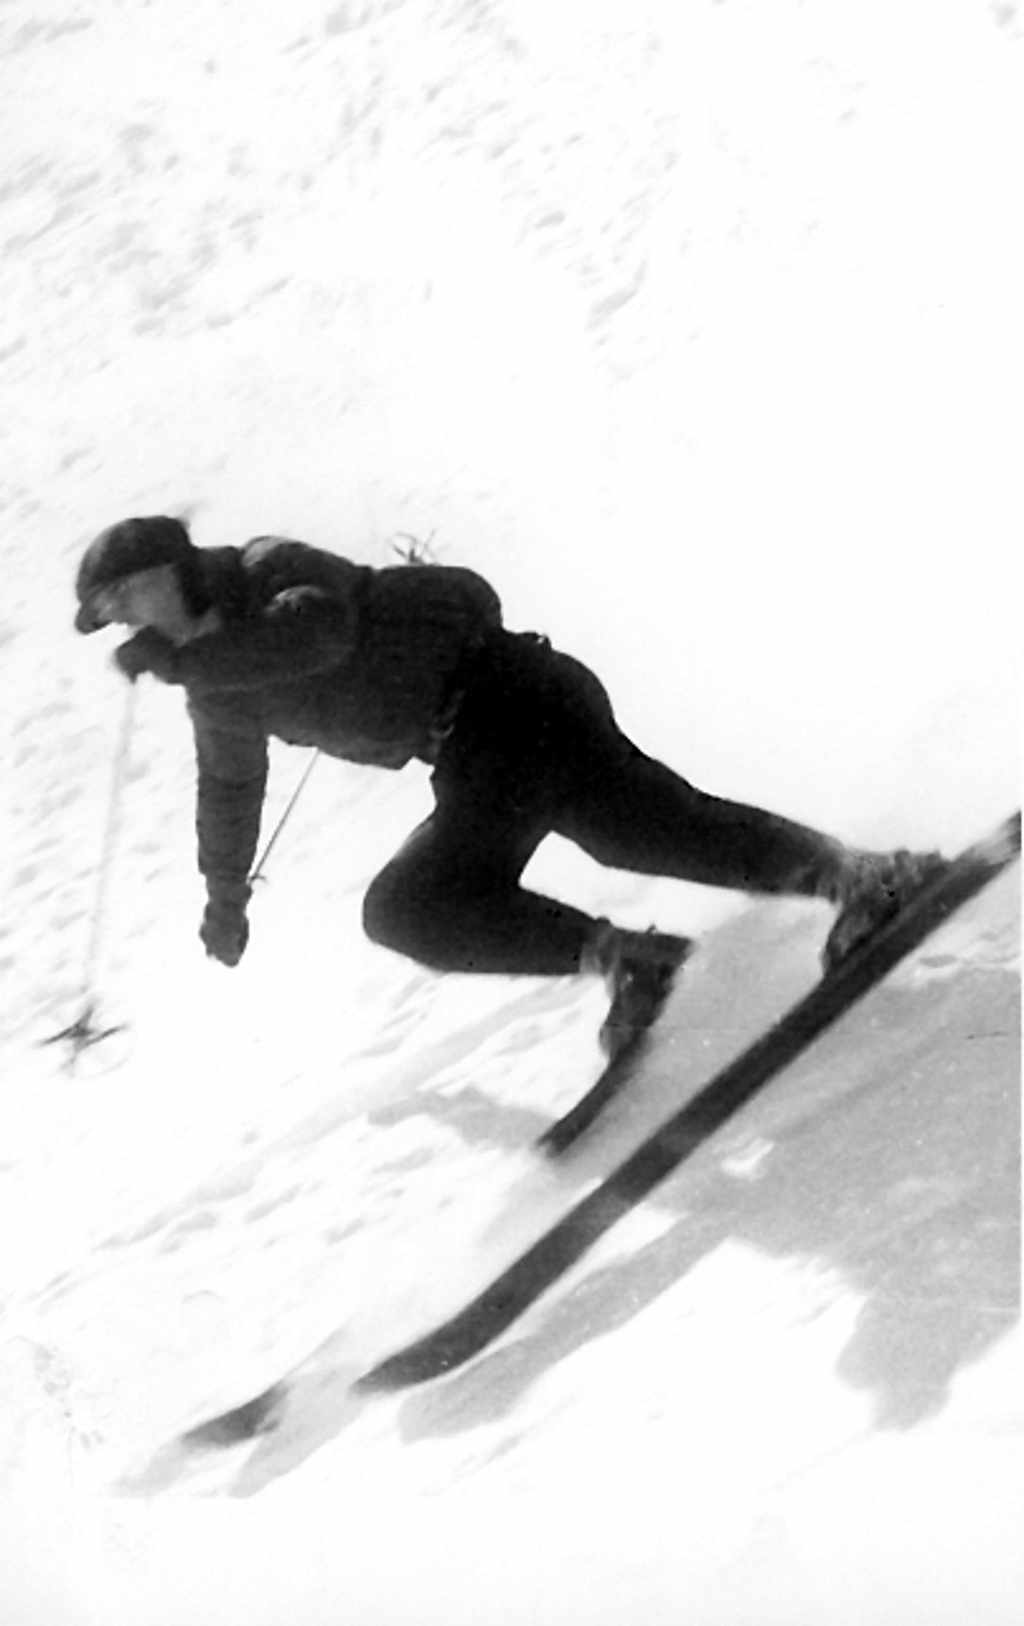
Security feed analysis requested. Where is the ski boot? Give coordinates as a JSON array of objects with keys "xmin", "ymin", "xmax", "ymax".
[
  {"xmin": 822, "ymin": 846, "xmax": 946, "ymax": 975},
  {"xmin": 585, "ymin": 923, "xmax": 694, "ymax": 1062}
]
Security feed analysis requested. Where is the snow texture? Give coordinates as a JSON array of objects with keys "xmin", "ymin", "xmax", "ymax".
[{"xmin": 1, "ymin": 1, "xmax": 1020, "ymax": 1623}]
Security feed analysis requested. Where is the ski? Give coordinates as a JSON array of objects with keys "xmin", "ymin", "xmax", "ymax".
[
  {"xmin": 537, "ymin": 1025, "xmax": 656, "ymax": 1155},
  {"xmin": 356, "ymin": 811, "xmax": 1020, "ymax": 1393},
  {"xmin": 538, "ymin": 938, "xmax": 695, "ymax": 1156}
]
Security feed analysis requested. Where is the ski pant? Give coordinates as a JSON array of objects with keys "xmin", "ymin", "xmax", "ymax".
[{"xmin": 362, "ymin": 631, "xmax": 847, "ymax": 975}]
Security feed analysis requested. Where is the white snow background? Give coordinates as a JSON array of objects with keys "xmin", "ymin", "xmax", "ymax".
[{"xmin": 1, "ymin": 0, "xmax": 1020, "ymax": 1622}]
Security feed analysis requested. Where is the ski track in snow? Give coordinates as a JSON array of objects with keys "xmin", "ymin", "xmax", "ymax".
[{"xmin": 1, "ymin": 1, "xmax": 1021, "ymax": 1622}]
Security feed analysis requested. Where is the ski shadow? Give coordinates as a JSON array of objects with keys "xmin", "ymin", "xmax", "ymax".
[
  {"xmin": 392, "ymin": 879, "xmax": 1020, "ymax": 1447},
  {"xmin": 128, "ymin": 882, "xmax": 1018, "ymax": 1496}
]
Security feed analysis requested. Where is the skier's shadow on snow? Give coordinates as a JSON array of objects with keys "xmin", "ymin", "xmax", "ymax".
[{"xmin": 392, "ymin": 883, "xmax": 1020, "ymax": 1447}]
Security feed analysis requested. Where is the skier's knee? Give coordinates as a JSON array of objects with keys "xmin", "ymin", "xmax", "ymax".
[
  {"xmin": 362, "ymin": 870, "xmax": 411, "ymax": 952},
  {"xmin": 363, "ymin": 869, "xmax": 445, "ymax": 965},
  {"xmin": 364, "ymin": 870, "xmax": 480, "ymax": 972}
]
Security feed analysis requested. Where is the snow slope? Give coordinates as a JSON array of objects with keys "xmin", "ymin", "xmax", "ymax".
[
  {"xmin": 2, "ymin": 871, "xmax": 1019, "ymax": 1623},
  {"xmin": 1, "ymin": 1, "xmax": 1020, "ymax": 1622}
]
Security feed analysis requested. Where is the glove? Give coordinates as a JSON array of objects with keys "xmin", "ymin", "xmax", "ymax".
[
  {"xmin": 113, "ymin": 628, "xmax": 182, "ymax": 685},
  {"xmin": 199, "ymin": 884, "xmax": 251, "ymax": 968}
]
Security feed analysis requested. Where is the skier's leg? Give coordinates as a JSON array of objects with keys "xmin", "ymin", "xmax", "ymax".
[
  {"xmin": 557, "ymin": 735, "xmax": 944, "ymax": 969},
  {"xmin": 445, "ymin": 632, "xmax": 848, "ymax": 902},
  {"xmin": 557, "ymin": 737, "xmax": 847, "ymax": 898},
  {"xmin": 362, "ymin": 808, "xmax": 598, "ymax": 975},
  {"xmin": 363, "ymin": 631, "xmax": 626, "ymax": 977}
]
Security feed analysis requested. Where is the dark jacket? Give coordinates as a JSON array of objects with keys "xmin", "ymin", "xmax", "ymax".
[{"xmin": 174, "ymin": 538, "xmax": 502, "ymax": 896}]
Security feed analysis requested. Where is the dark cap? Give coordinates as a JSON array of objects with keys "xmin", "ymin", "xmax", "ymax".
[{"xmin": 74, "ymin": 516, "xmax": 196, "ymax": 633}]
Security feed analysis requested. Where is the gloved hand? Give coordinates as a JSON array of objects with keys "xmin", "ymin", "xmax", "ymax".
[
  {"xmin": 200, "ymin": 884, "xmax": 251, "ymax": 968},
  {"xmin": 113, "ymin": 628, "xmax": 182, "ymax": 685}
]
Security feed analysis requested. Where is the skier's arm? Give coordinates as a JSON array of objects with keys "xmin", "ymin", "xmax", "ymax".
[
  {"xmin": 190, "ymin": 701, "xmax": 269, "ymax": 900},
  {"xmin": 178, "ymin": 587, "xmax": 357, "ymax": 694}
]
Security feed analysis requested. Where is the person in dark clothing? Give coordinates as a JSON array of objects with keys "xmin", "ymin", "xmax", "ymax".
[{"xmin": 73, "ymin": 516, "xmax": 940, "ymax": 1056}]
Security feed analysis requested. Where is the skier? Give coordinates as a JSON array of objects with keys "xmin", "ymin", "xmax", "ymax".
[{"xmin": 73, "ymin": 516, "xmax": 940, "ymax": 1058}]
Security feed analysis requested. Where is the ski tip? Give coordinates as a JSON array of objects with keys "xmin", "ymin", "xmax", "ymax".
[
  {"xmin": 352, "ymin": 1366, "xmax": 392, "ymax": 1395},
  {"xmin": 353, "ymin": 1354, "xmax": 426, "ymax": 1394},
  {"xmin": 355, "ymin": 1332, "xmax": 475, "ymax": 1393},
  {"xmin": 180, "ymin": 1382, "xmax": 287, "ymax": 1448},
  {"xmin": 536, "ymin": 1123, "xmax": 572, "ymax": 1158}
]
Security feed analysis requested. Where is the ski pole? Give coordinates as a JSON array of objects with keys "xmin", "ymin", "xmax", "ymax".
[
  {"xmin": 249, "ymin": 750, "xmax": 320, "ymax": 885},
  {"xmin": 44, "ymin": 680, "xmax": 138, "ymax": 1067}
]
